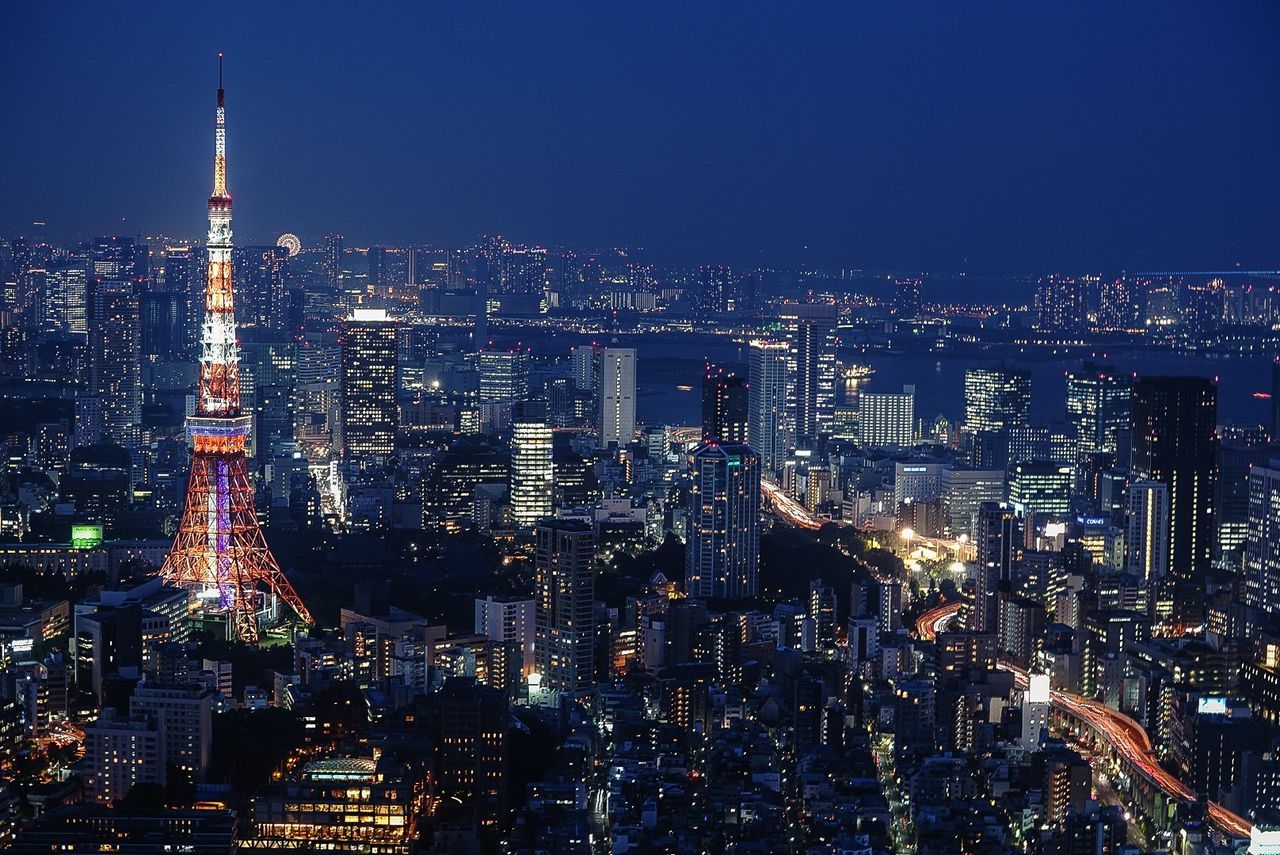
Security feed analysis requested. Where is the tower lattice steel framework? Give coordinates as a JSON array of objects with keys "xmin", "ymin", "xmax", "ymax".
[{"xmin": 161, "ymin": 56, "xmax": 313, "ymax": 643}]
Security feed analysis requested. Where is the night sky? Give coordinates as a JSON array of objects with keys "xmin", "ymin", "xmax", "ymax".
[{"xmin": 4, "ymin": 2, "xmax": 1279, "ymax": 272}]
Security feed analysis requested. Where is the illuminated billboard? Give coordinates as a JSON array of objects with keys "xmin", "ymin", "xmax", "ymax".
[{"xmin": 70, "ymin": 524, "xmax": 103, "ymax": 549}]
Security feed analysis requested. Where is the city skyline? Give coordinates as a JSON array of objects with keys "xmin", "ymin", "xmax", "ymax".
[
  {"xmin": 7, "ymin": 7, "xmax": 1280, "ymax": 854},
  {"xmin": 5, "ymin": 3, "xmax": 1280, "ymax": 272}
]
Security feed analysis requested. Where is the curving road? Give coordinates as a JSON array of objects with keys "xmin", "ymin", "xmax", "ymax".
[
  {"xmin": 761, "ymin": 479, "xmax": 824, "ymax": 530},
  {"xmin": 761, "ymin": 473, "xmax": 1254, "ymax": 841},
  {"xmin": 1000, "ymin": 662, "xmax": 1252, "ymax": 840},
  {"xmin": 914, "ymin": 600, "xmax": 963, "ymax": 641}
]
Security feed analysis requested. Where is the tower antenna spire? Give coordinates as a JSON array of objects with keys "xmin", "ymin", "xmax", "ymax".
[{"xmin": 161, "ymin": 59, "xmax": 313, "ymax": 643}]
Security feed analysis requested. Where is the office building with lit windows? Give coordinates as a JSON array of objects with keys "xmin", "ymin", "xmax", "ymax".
[
  {"xmin": 859, "ymin": 385, "xmax": 915, "ymax": 449},
  {"xmin": 1066, "ymin": 363, "xmax": 1131, "ymax": 458},
  {"xmin": 1245, "ymin": 463, "xmax": 1280, "ymax": 618},
  {"xmin": 781, "ymin": 303, "xmax": 838, "ymax": 448},
  {"xmin": 477, "ymin": 348, "xmax": 530, "ymax": 404},
  {"xmin": 534, "ymin": 519, "xmax": 596, "ymax": 701},
  {"xmin": 685, "ymin": 442, "xmax": 761, "ymax": 600},
  {"xmin": 510, "ymin": 411, "xmax": 553, "ymax": 528},
  {"xmin": 340, "ymin": 308, "xmax": 398, "ymax": 463},
  {"xmin": 1130, "ymin": 375, "xmax": 1217, "ymax": 625},
  {"xmin": 596, "ymin": 347, "xmax": 636, "ymax": 448},
  {"xmin": 1009, "ymin": 461, "xmax": 1073, "ymax": 520},
  {"xmin": 701, "ymin": 366, "xmax": 748, "ymax": 444},
  {"xmin": 748, "ymin": 338, "xmax": 790, "ymax": 475},
  {"xmin": 964, "ymin": 367, "xmax": 1031, "ymax": 433}
]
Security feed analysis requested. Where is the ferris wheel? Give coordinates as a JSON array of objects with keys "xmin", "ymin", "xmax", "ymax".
[{"xmin": 275, "ymin": 232, "xmax": 302, "ymax": 257}]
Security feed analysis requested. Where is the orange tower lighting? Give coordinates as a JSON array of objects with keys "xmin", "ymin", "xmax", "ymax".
[{"xmin": 161, "ymin": 55, "xmax": 313, "ymax": 643}]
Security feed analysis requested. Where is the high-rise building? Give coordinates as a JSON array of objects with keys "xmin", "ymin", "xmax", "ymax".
[
  {"xmin": 964, "ymin": 367, "xmax": 1031, "ymax": 433},
  {"xmin": 510, "ymin": 414, "xmax": 553, "ymax": 528},
  {"xmin": 685, "ymin": 442, "xmax": 761, "ymax": 599},
  {"xmin": 859, "ymin": 385, "xmax": 915, "ymax": 449},
  {"xmin": 81, "ymin": 710, "xmax": 163, "ymax": 804},
  {"xmin": 1009, "ymin": 461, "xmax": 1073, "ymax": 520},
  {"xmin": 477, "ymin": 348, "xmax": 530, "ymax": 403},
  {"xmin": 534, "ymin": 519, "xmax": 596, "ymax": 701},
  {"xmin": 232, "ymin": 245, "xmax": 287, "ymax": 329},
  {"xmin": 1034, "ymin": 275, "xmax": 1090, "ymax": 334},
  {"xmin": 1271, "ymin": 357, "xmax": 1280, "ymax": 440},
  {"xmin": 941, "ymin": 467, "xmax": 1007, "ymax": 538},
  {"xmin": 475, "ymin": 595, "xmax": 536, "ymax": 676},
  {"xmin": 597, "ymin": 347, "xmax": 636, "ymax": 448},
  {"xmin": 340, "ymin": 308, "xmax": 398, "ymax": 463},
  {"xmin": 1065, "ymin": 363, "xmax": 1131, "ymax": 458},
  {"xmin": 1126, "ymin": 481, "xmax": 1170, "ymax": 619},
  {"xmin": 161, "ymin": 246, "xmax": 201, "ymax": 351},
  {"xmin": 748, "ymin": 339, "xmax": 791, "ymax": 475},
  {"xmin": 973, "ymin": 502, "xmax": 1020, "ymax": 633},
  {"xmin": 701, "ymin": 365, "xmax": 748, "ymax": 444},
  {"xmin": 129, "ymin": 684, "xmax": 213, "ymax": 783},
  {"xmin": 1098, "ymin": 277, "xmax": 1140, "ymax": 330},
  {"xmin": 44, "ymin": 264, "xmax": 88, "ymax": 334},
  {"xmin": 782, "ymin": 304, "xmax": 838, "ymax": 448},
  {"xmin": 1245, "ymin": 462, "xmax": 1280, "ymax": 618},
  {"xmin": 428, "ymin": 677, "xmax": 510, "ymax": 815},
  {"xmin": 695, "ymin": 264, "xmax": 731, "ymax": 317},
  {"xmin": 1130, "ymin": 376, "xmax": 1217, "ymax": 625},
  {"xmin": 893, "ymin": 278, "xmax": 923, "ymax": 319},
  {"xmin": 323, "ymin": 234, "xmax": 344, "ymax": 292},
  {"xmin": 87, "ymin": 277, "xmax": 141, "ymax": 446},
  {"xmin": 367, "ymin": 245, "xmax": 387, "ymax": 287},
  {"xmin": 138, "ymin": 290, "xmax": 185, "ymax": 369}
]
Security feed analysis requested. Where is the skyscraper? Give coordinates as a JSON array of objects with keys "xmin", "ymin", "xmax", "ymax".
[
  {"xmin": 1272, "ymin": 357, "xmax": 1280, "ymax": 440},
  {"xmin": 597, "ymin": 347, "xmax": 636, "ymax": 448},
  {"xmin": 477, "ymin": 348, "xmax": 530, "ymax": 404},
  {"xmin": 534, "ymin": 519, "xmax": 595, "ymax": 701},
  {"xmin": 232, "ymin": 245, "xmax": 287, "ymax": 329},
  {"xmin": 323, "ymin": 234, "xmax": 344, "ymax": 293},
  {"xmin": 973, "ymin": 502, "xmax": 1020, "ymax": 633},
  {"xmin": 695, "ymin": 264, "xmax": 731, "ymax": 317},
  {"xmin": 1129, "ymin": 376, "xmax": 1217, "ymax": 626},
  {"xmin": 87, "ymin": 277, "xmax": 141, "ymax": 446},
  {"xmin": 340, "ymin": 308, "xmax": 398, "ymax": 463},
  {"xmin": 1065, "ymin": 363, "xmax": 1131, "ymax": 458},
  {"xmin": 701, "ymin": 365, "xmax": 748, "ymax": 444},
  {"xmin": 964, "ymin": 367, "xmax": 1031, "ymax": 433},
  {"xmin": 893, "ymin": 278, "xmax": 923, "ymax": 319},
  {"xmin": 44, "ymin": 263, "xmax": 88, "ymax": 334},
  {"xmin": 748, "ymin": 338, "xmax": 790, "ymax": 475},
  {"xmin": 1034, "ymin": 275, "xmax": 1089, "ymax": 334},
  {"xmin": 859, "ymin": 385, "xmax": 916, "ymax": 449},
  {"xmin": 782, "ymin": 304, "xmax": 838, "ymax": 448},
  {"xmin": 367, "ymin": 245, "xmax": 387, "ymax": 287},
  {"xmin": 510, "ymin": 412, "xmax": 553, "ymax": 528},
  {"xmin": 685, "ymin": 442, "xmax": 761, "ymax": 599},
  {"xmin": 1245, "ymin": 462, "xmax": 1280, "ymax": 617},
  {"xmin": 1126, "ymin": 481, "xmax": 1170, "ymax": 620},
  {"xmin": 1009, "ymin": 461, "xmax": 1073, "ymax": 520}
]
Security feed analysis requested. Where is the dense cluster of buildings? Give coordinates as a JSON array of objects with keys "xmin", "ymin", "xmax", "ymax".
[{"xmin": 6, "ymin": 71, "xmax": 1280, "ymax": 855}]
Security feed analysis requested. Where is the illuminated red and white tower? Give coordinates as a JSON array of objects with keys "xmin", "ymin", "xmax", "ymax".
[{"xmin": 161, "ymin": 56, "xmax": 313, "ymax": 643}]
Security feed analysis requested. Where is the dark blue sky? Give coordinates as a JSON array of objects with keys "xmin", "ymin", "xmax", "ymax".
[{"xmin": 3, "ymin": 2, "xmax": 1278, "ymax": 272}]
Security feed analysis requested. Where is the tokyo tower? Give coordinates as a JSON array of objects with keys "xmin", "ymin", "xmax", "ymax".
[{"xmin": 161, "ymin": 56, "xmax": 313, "ymax": 643}]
